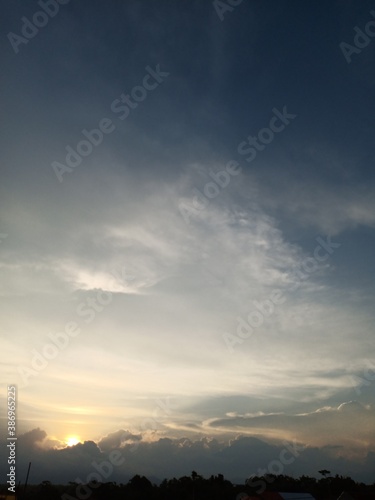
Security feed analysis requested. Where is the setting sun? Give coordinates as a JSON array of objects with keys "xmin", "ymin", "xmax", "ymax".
[{"xmin": 65, "ymin": 436, "xmax": 80, "ymax": 447}]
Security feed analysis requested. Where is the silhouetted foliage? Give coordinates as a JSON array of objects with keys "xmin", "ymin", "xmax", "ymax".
[
  {"xmin": 3, "ymin": 472, "xmax": 374, "ymax": 500},
  {"xmin": 318, "ymin": 469, "xmax": 331, "ymax": 477}
]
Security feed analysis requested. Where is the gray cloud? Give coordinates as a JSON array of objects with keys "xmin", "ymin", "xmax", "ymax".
[
  {"xmin": 98, "ymin": 429, "xmax": 141, "ymax": 452},
  {"xmin": 2, "ymin": 427, "xmax": 374, "ymax": 485},
  {"xmin": 208, "ymin": 401, "xmax": 375, "ymax": 450}
]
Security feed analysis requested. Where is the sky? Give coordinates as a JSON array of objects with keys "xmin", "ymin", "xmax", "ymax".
[{"xmin": 1, "ymin": 0, "xmax": 375, "ymax": 487}]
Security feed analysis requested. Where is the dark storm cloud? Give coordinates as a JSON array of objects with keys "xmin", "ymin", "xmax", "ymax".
[{"xmin": 2, "ymin": 428, "xmax": 375, "ymax": 485}]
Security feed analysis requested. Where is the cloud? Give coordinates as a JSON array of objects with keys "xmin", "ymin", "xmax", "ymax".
[
  {"xmin": 278, "ymin": 182, "xmax": 375, "ymax": 235},
  {"xmin": 208, "ymin": 401, "xmax": 375, "ymax": 451},
  {"xmin": 257, "ymin": 146, "xmax": 375, "ymax": 236},
  {"xmin": 98, "ymin": 429, "xmax": 141, "ymax": 452},
  {"xmin": 2, "ymin": 427, "xmax": 374, "ymax": 485},
  {"xmin": 18, "ymin": 427, "xmax": 47, "ymax": 448}
]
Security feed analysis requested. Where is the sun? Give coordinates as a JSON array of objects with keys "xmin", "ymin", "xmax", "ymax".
[{"xmin": 65, "ymin": 436, "xmax": 80, "ymax": 447}]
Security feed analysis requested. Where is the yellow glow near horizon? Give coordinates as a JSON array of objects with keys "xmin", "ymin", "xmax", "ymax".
[{"xmin": 65, "ymin": 436, "xmax": 80, "ymax": 447}]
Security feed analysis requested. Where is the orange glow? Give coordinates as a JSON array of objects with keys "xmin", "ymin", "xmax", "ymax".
[{"xmin": 65, "ymin": 436, "xmax": 80, "ymax": 447}]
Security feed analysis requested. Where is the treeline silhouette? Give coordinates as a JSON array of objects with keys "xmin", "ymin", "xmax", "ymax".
[{"xmin": 4, "ymin": 472, "xmax": 375, "ymax": 500}]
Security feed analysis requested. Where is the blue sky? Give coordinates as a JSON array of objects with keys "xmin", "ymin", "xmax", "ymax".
[{"xmin": 1, "ymin": 0, "xmax": 375, "ymax": 485}]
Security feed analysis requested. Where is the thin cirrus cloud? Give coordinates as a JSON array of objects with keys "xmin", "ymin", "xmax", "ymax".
[
  {"xmin": 2, "ymin": 175, "xmax": 374, "ymax": 408},
  {"xmin": 207, "ymin": 401, "xmax": 375, "ymax": 449}
]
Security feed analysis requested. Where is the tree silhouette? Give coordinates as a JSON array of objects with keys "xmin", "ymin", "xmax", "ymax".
[
  {"xmin": 12, "ymin": 472, "xmax": 375, "ymax": 500},
  {"xmin": 318, "ymin": 469, "xmax": 331, "ymax": 477}
]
